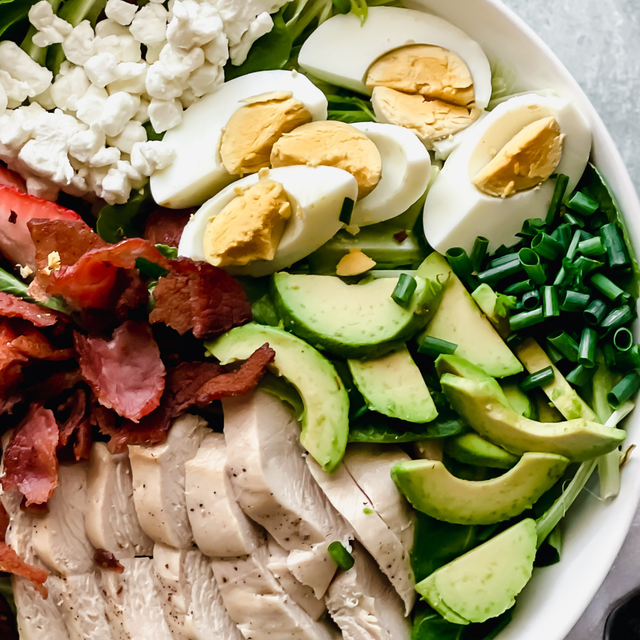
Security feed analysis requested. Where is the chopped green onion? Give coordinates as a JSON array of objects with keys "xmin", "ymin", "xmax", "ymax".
[
  {"xmin": 531, "ymin": 232, "xmax": 563, "ymax": 260},
  {"xmin": 590, "ymin": 212, "xmax": 609, "ymax": 230},
  {"xmin": 418, "ymin": 336, "xmax": 457, "ymax": 357},
  {"xmin": 567, "ymin": 191, "xmax": 599, "ymax": 216},
  {"xmin": 327, "ymin": 541, "xmax": 355, "ymax": 571},
  {"xmin": 601, "ymin": 306, "xmax": 634, "ymax": 334},
  {"xmin": 518, "ymin": 248, "xmax": 546, "ymax": 284},
  {"xmin": 520, "ymin": 366, "xmax": 555, "ymax": 392},
  {"xmin": 470, "ymin": 236, "xmax": 489, "ymax": 272},
  {"xmin": 545, "ymin": 341, "xmax": 565, "ymax": 364},
  {"xmin": 507, "ymin": 332, "xmax": 528, "ymax": 350},
  {"xmin": 563, "ymin": 212, "xmax": 585, "ymax": 227},
  {"xmin": 551, "ymin": 224, "xmax": 572, "ymax": 251},
  {"xmin": 600, "ymin": 224, "xmax": 630, "ymax": 269},
  {"xmin": 541, "ymin": 286, "xmax": 560, "ymax": 318},
  {"xmin": 391, "ymin": 274, "xmax": 417, "ymax": 308},
  {"xmin": 554, "ymin": 229, "xmax": 583, "ymax": 285},
  {"xmin": 446, "ymin": 248, "xmax": 475, "ymax": 288},
  {"xmin": 510, "ymin": 307, "xmax": 544, "ymax": 331},
  {"xmin": 504, "ymin": 279, "xmax": 535, "ymax": 295},
  {"xmin": 584, "ymin": 299, "xmax": 608, "ymax": 325},
  {"xmin": 613, "ymin": 327, "xmax": 634, "ymax": 352},
  {"xmin": 477, "ymin": 258, "xmax": 523, "ymax": 284},
  {"xmin": 614, "ymin": 346, "xmax": 640, "ymax": 371},
  {"xmin": 518, "ymin": 218, "xmax": 547, "ymax": 238},
  {"xmin": 573, "ymin": 256, "xmax": 604, "ymax": 276},
  {"xmin": 522, "ymin": 290, "xmax": 541, "ymax": 310},
  {"xmin": 590, "ymin": 273, "xmax": 626, "ymax": 302},
  {"xmin": 566, "ymin": 364, "xmax": 596, "ymax": 387},
  {"xmin": 578, "ymin": 327, "xmax": 597, "ymax": 367},
  {"xmin": 547, "ymin": 330, "xmax": 579, "ymax": 362},
  {"xmin": 604, "ymin": 342, "xmax": 619, "ymax": 369},
  {"xmin": 340, "ymin": 198, "xmax": 355, "ymax": 225},
  {"xmin": 608, "ymin": 372, "xmax": 640, "ymax": 409},
  {"xmin": 545, "ymin": 173, "xmax": 569, "ymax": 224},
  {"xmin": 561, "ymin": 290, "xmax": 590, "ymax": 313},
  {"xmin": 489, "ymin": 252, "xmax": 521, "ymax": 268},
  {"xmin": 578, "ymin": 237, "xmax": 606, "ymax": 257}
]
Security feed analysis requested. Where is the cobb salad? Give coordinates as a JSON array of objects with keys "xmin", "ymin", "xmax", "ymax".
[{"xmin": 0, "ymin": 0, "xmax": 637, "ymax": 639}]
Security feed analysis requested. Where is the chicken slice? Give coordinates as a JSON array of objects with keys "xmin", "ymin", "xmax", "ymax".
[
  {"xmin": 223, "ymin": 392, "xmax": 351, "ymax": 596},
  {"xmin": 307, "ymin": 458, "xmax": 416, "ymax": 614},
  {"xmin": 185, "ymin": 433, "xmax": 259, "ymax": 557},
  {"xmin": 153, "ymin": 543, "xmax": 244, "ymax": 640},
  {"xmin": 31, "ymin": 462, "xmax": 95, "ymax": 576},
  {"xmin": 13, "ymin": 576, "xmax": 69, "ymax": 640},
  {"xmin": 326, "ymin": 543, "xmax": 410, "ymax": 640},
  {"xmin": 86, "ymin": 443, "xmax": 153, "ymax": 558},
  {"xmin": 100, "ymin": 557, "xmax": 173, "ymax": 640},
  {"xmin": 129, "ymin": 414, "xmax": 209, "ymax": 548},
  {"xmin": 342, "ymin": 444, "xmax": 415, "ymax": 553}
]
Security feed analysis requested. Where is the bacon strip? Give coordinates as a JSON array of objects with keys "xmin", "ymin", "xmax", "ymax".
[
  {"xmin": 0, "ymin": 293, "xmax": 61, "ymax": 327},
  {"xmin": 0, "ymin": 544, "xmax": 49, "ymax": 598},
  {"xmin": 57, "ymin": 389, "xmax": 92, "ymax": 462}
]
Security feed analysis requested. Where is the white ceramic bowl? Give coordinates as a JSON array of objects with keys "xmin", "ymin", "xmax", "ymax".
[{"xmin": 405, "ymin": 1, "xmax": 640, "ymax": 637}]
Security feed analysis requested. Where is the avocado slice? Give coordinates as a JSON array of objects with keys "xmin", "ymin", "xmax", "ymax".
[
  {"xmin": 501, "ymin": 382, "xmax": 534, "ymax": 419},
  {"xmin": 417, "ymin": 253, "xmax": 522, "ymax": 378},
  {"xmin": 271, "ymin": 272, "xmax": 444, "ymax": 359},
  {"xmin": 471, "ymin": 284, "xmax": 510, "ymax": 338},
  {"xmin": 515, "ymin": 338, "xmax": 598, "ymax": 421},
  {"xmin": 205, "ymin": 323, "xmax": 349, "ymax": 473},
  {"xmin": 348, "ymin": 345, "xmax": 438, "ymax": 423},
  {"xmin": 441, "ymin": 374, "xmax": 626, "ymax": 461},
  {"xmin": 416, "ymin": 519, "xmax": 537, "ymax": 624},
  {"xmin": 435, "ymin": 354, "xmax": 509, "ymax": 404},
  {"xmin": 391, "ymin": 452, "xmax": 568, "ymax": 525},
  {"xmin": 444, "ymin": 433, "xmax": 520, "ymax": 470}
]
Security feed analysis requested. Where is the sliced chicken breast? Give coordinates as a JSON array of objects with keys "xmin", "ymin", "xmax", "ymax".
[
  {"xmin": 185, "ymin": 433, "xmax": 259, "ymax": 557},
  {"xmin": 307, "ymin": 458, "xmax": 416, "ymax": 614},
  {"xmin": 326, "ymin": 543, "xmax": 410, "ymax": 640},
  {"xmin": 129, "ymin": 414, "xmax": 209, "ymax": 548},
  {"xmin": 13, "ymin": 576, "xmax": 69, "ymax": 640},
  {"xmin": 342, "ymin": 444, "xmax": 415, "ymax": 553},
  {"xmin": 58, "ymin": 573, "xmax": 114, "ymax": 640},
  {"xmin": 100, "ymin": 557, "xmax": 173, "ymax": 640},
  {"xmin": 86, "ymin": 443, "xmax": 153, "ymax": 558},
  {"xmin": 153, "ymin": 543, "xmax": 244, "ymax": 640}
]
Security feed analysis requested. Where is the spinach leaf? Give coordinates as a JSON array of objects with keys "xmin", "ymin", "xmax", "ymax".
[
  {"xmin": 412, "ymin": 605, "xmax": 512, "ymax": 640},
  {"xmin": 0, "ymin": 267, "xmax": 29, "ymax": 298},
  {"xmin": 135, "ymin": 257, "xmax": 169, "ymax": 279},
  {"xmin": 155, "ymin": 244, "xmax": 178, "ymax": 260},
  {"xmin": 237, "ymin": 277, "xmax": 281, "ymax": 327},
  {"xmin": 0, "ymin": 0, "xmax": 39, "ymax": 38},
  {"xmin": 534, "ymin": 524, "xmax": 562, "ymax": 567},
  {"xmin": 96, "ymin": 185, "xmax": 155, "ymax": 243},
  {"xmin": 348, "ymin": 412, "xmax": 465, "ymax": 444}
]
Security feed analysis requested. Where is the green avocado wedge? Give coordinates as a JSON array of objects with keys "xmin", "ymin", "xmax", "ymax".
[
  {"xmin": 391, "ymin": 452, "xmax": 569, "ymax": 525},
  {"xmin": 270, "ymin": 272, "xmax": 444, "ymax": 359},
  {"xmin": 416, "ymin": 519, "xmax": 537, "ymax": 624},
  {"xmin": 441, "ymin": 374, "xmax": 626, "ymax": 461},
  {"xmin": 205, "ymin": 323, "xmax": 349, "ymax": 473},
  {"xmin": 435, "ymin": 354, "xmax": 509, "ymax": 404},
  {"xmin": 444, "ymin": 433, "xmax": 520, "ymax": 470}
]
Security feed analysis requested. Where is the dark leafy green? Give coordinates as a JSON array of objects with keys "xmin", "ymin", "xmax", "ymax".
[
  {"xmin": 155, "ymin": 244, "xmax": 178, "ymax": 260},
  {"xmin": 135, "ymin": 257, "xmax": 169, "ymax": 279},
  {"xmin": 237, "ymin": 277, "xmax": 281, "ymax": 327},
  {"xmin": 412, "ymin": 605, "xmax": 512, "ymax": 640},
  {"xmin": 327, "ymin": 94, "xmax": 376, "ymax": 124},
  {"xmin": 0, "ymin": 0, "xmax": 39, "ymax": 38},
  {"xmin": 0, "ymin": 267, "xmax": 29, "ymax": 298},
  {"xmin": 534, "ymin": 525, "xmax": 562, "ymax": 567},
  {"xmin": 96, "ymin": 185, "xmax": 155, "ymax": 243}
]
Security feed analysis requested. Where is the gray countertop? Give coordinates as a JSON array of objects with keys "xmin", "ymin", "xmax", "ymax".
[{"xmin": 500, "ymin": 1, "xmax": 640, "ymax": 636}]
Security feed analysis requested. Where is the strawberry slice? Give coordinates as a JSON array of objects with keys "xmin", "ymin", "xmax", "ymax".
[
  {"xmin": 0, "ymin": 184, "xmax": 83, "ymax": 271},
  {"xmin": 0, "ymin": 166, "xmax": 26, "ymax": 193}
]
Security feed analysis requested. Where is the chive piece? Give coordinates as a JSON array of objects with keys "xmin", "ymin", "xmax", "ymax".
[
  {"xmin": 418, "ymin": 336, "xmax": 458, "ymax": 357},
  {"xmin": 554, "ymin": 229, "xmax": 583, "ymax": 286},
  {"xmin": 601, "ymin": 306, "xmax": 634, "ymax": 334},
  {"xmin": 507, "ymin": 332, "xmax": 528, "ymax": 350},
  {"xmin": 545, "ymin": 341, "xmax": 565, "ymax": 364},
  {"xmin": 339, "ymin": 197, "xmax": 355, "ymax": 225},
  {"xmin": 590, "ymin": 273, "xmax": 625, "ymax": 302},
  {"xmin": 489, "ymin": 253, "xmax": 520, "ymax": 268},
  {"xmin": 470, "ymin": 236, "xmax": 489, "ymax": 272},
  {"xmin": 567, "ymin": 191, "xmax": 599, "ymax": 216},
  {"xmin": 510, "ymin": 307, "xmax": 544, "ymax": 331},
  {"xmin": 566, "ymin": 364, "xmax": 596, "ymax": 387},
  {"xmin": 590, "ymin": 212, "xmax": 609, "ymax": 230},
  {"xmin": 446, "ymin": 248, "xmax": 475, "ymax": 288},
  {"xmin": 614, "ymin": 346, "xmax": 640, "ymax": 371},
  {"xmin": 520, "ymin": 366, "xmax": 555, "ymax": 392},
  {"xmin": 477, "ymin": 258, "xmax": 523, "ymax": 284},
  {"xmin": 578, "ymin": 327, "xmax": 597, "ymax": 367},
  {"xmin": 563, "ymin": 212, "xmax": 585, "ymax": 228},
  {"xmin": 600, "ymin": 224, "xmax": 630, "ymax": 269},
  {"xmin": 504, "ymin": 279, "xmax": 535, "ymax": 295},
  {"xmin": 578, "ymin": 237, "xmax": 606, "ymax": 257},
  {"xmin": 604, "ymin": 342, "xmax": 619, "ymax": 369},
  {"xmin": 561, "ymin": 290, "xmax": 590, "ymax": 313},
  {"xmin": 327, "ymin": 541, "xmax": 355, "ymax": 571},
  {"xmin": 521, "ymin": 290, "xmax": 541, "ymax": 310},
  {"xmin": 608, "ymin": 372, "xmax": 640, "ymax": 409},
  {"xmin": 551, "ymin": 224, "xmax": 572, "ymax": 251},
  {"xmin": 584, "ymin": 299, "xmax": 608, "ymax": 326},
  {"xmin": 573, "ymin": 256, "xmax": 605, "ymax": 276},
  {"xmin": 547, "ymin": 330, "xmax": 580, "ymax": 362},
  {"xmin": 531, "ymin": 233, "xmax": 563, "ymax": 261},
  {"xmin": 614, "ymin": 327, "xmax": 634, "ymax": 352},
  {"xmin": 541, "ymin": 286, "xmax": 559, "ymax": 318},
  {"xmin": 391, "ymin": 274, "xmax": 417, "ymax": 308},
  {"xmin": 545, "ymin": 173, "xmax": 569, "ymax": 224},
  {"xmin": 519, "ymin": 248, "xmax": 546, "ymax": 285}
]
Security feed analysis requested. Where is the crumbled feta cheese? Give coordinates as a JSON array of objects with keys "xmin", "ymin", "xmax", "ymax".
[
  {"xmin": 99, "ymin": 91, "xmax": 141, "ymax": 137},
  {"xmin": 148, "ymin": 98, "xmax": 182, "ymax": 132},
  {"xmin": 167, "ymin": 0, "xmax": 225, "ymax": 50},
  {"xmin": 129, "ymin": 4, "xmax": 169, "ymax": 45},
  {"xmin": 130, "ymin": 140, "xmax": 176, "ymax": 176},
  {"xmin": 30, "ymin": 85, "xmax": 56, "ymax": 110},
  {"xmin": 107, "ymin": 61, "xmax": 147, "ymax": 94},
  {"xmin": 89, "ymin": 146, "xmax": 121, "ymax": 167},
  {"xmin": 29, "ymin": 1, "xmax": 73, "ymax": 47},
  {"xmin": 0, "ymin": 42, "xmax": 52, "ymax": 98},
  {"xmin": 230, "ymin": 11, "xmax": 272, "ymax": 65},
  {"xmin": 84, "ymin": 52, "xmax": 119, "ymax": 88},
  {"xmin": 178, "ymin": 87, "xmax": 197, "ymax": 109},
  {"xmin": 68, "ymin": 127, "xmax": 105, "ymax": 163},
  {"xmin": 145, "ymin": 63, "xmax": 184, "ymax": 100},
  {"xmin": 100, "ymin": 160, "xmax": 143, "ymax": 204},
  {"xmin": 214, "ymin": 0, "xmax": 286, "ymax": 47},
  {"xmin": 145, "ymin": 43, "xmax": 164, "ymax": 64},
  {"xmin": 133, "ymin": 97, "xmax": 150, "ymax": 124},
  {"xmin": 51, "ymin": 65, "xmax": 90, "ymax": 112},
  {"xmin": 76, "ymin": 85, "xmax": 109, "ymax": 127},
  {"xmin": 0, "ymin": 70, "xmax": 33, "ymax": 107},
  {"xmin": 188, "ymin": 62, "xmax": 224, "ymax": 97},
  {"xmin": 0, "ymin": 104, "xmax": 45, "ymax": 161},
  {"xmin": 63, "ymin": 21, "xmax": 96, "ymax": 66},
  {"xmin": 25, "ymin": 174, "xmax": 60, "ymax": 201},
  {"xmin": 159, "ymin": 44, "xmax": 205, "ymax": 79},
  {"xmin": 202, "ymin": 31, "xmax": 228, "ymax": 65},
  {"xmin": 19, "ymin": 265, "xmax": 34, "ymax": 279},
  {"xmin": 0, "ymin": 84, "xmax": 6, "ymax": 115},
  {"xmin": 95, "ymin": 19, "xmax": 129, "ymax": 38},
  {"xmin": 95, "ymin": 33, "xmax": 141, "ymax": 63},
  {"xmin": 105, "ymin": 0, "xmax": 138, "ymax": 26},
  {"xmin": 107, "ymin": 119, "xmax": 147, "ymax": 154}
]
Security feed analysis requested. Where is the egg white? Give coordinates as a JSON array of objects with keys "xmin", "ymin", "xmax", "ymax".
[
  {"xmin": 178, "ymin": 165, "xmax": 358, "ymax": 277},
  {"xmin": 422, "ymin": 94, "xmax": 592, "ymax": 254},
  {"xmin": 150, "ymin": 70, "xmax": 328, "ymax": 209}
]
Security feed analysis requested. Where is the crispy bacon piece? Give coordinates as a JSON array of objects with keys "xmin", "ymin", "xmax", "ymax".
[
  {"xmin": 0, "ymin": 544, "xmax": 49, "ymax": 598},
  {"xmin": 2, "ymin": 404, "xmax": 59, "ymax": 505},
  {"xmin": 0, "ymin": 503, "xmax": 8, "ymax": 543},
  {"xmin": 57, "ymin": 389, "xmax": 92, "ymax": 461},
  {"xmin": 150, "ymin": 258, "xmax": 252, "ymax": 339},
  {"xmin": 12, "ymin": 326, "xmax": 74, "ymax": 362},
  {"xmin": 144, "ymin": 207, "xmax": 193, "ymax": 248},
  {"xmin": 75, "ymin": 321, "xmax": 166, "ymax": 422},
  {"xmin": 100, "ymin": 344, "xmax": 274, "ymax": 453},
  {"xmin": 0, "ymin": 292, "xmax": 61, "ymax": 327},
  {"xmin": 94, "ymin": 549, "xmax": 124, "ymax": 574},
  {"xmin": 0, "ymin": 321, "xmax": 29, "ymax": 390}
]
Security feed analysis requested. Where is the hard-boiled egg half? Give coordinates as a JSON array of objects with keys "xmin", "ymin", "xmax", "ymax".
[
  {"xmin": 298, "ymin": 6, "xmax": 492, "ymax": 149},
  {"xmin": 150, "ymin": 70, "xmax": 328, "ymax": 208},
  {"xmin": 178, "ymin": 165, "xmax": 358, "ymax": 277},
  {"xmin": 423, "ymin": 94, "xmax": 592, "ymax": 254}
]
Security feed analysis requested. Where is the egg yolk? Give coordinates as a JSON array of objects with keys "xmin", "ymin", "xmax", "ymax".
[
  {"xmin": 203, "ymin": 179, "xmax": 292, "ymax": 267},
  {"xmin": 336, "ymin": 248, "xmax": 377, "ymax": 276},
  {"xmin": 366, "ymin": 45, "xmax": 480, "ymax": 148},
  {"xmin": 270, "ymin": 120, "xmax": 382, "ymax": 199},
  {"xmin": 472, "ymin": 116, "xmax": 564, "ymax": 198},
  {"xmin": 220, "ymin": 91, "xmax": 312, "ymax": 176}
]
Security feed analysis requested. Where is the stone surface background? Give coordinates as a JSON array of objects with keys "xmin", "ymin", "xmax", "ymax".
[{"xmin": 500, "ymin": 1, "xmax": 640, "ymax": 636}]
